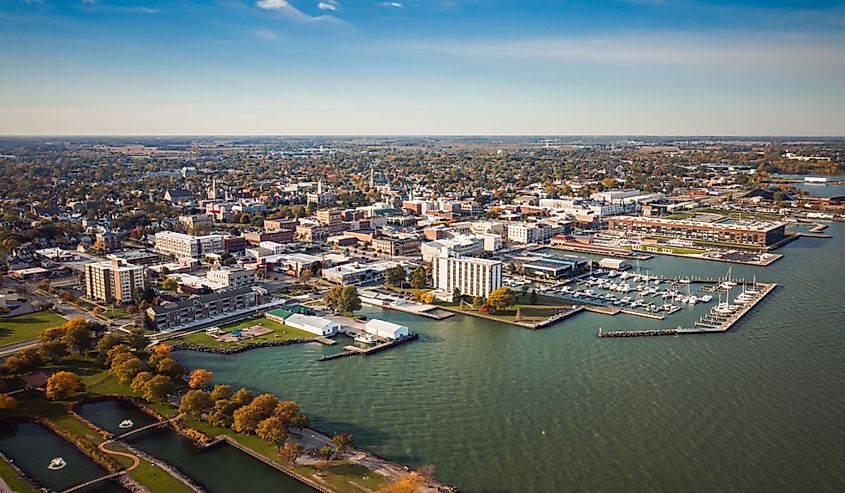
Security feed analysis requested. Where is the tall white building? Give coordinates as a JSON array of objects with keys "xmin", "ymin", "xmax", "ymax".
[
  {"xmin": 432, "ymin": 254, "xmax": 502, "ymax": 301},
  {"xmin": 154, "ymin": 232, "xmax": 225, "ymax": 258},
  {"xmin": 85, "ymin": 258, "xmax": 146, "ymax": 304}
]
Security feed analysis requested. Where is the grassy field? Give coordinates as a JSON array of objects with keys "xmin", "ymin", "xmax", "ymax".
[
  {"xmin": 0, "ymin": 458, "xmax": 40, "ymax": 493},
  {"xmin": 172, "ymin": 316, "xmax": 316, "ymax": 349},
  {"xmin": 443, "ymin": 293, "xmax": 576, "ymax": 324},
  {"xmin": 0, "ymin": 310, "xmax": 66, "ymax": 346}
]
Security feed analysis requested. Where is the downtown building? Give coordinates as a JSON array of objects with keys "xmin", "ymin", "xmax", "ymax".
[
  {"xmin": 607, "ymin": 216, "xmax": 786, "ymax": 247},
  {"xmin": 85, "ymin": 258, "xmax": 146, "ymax": 304},
  {"xmin": 154, "ymin": 231, "xmax": 225, "ymax": 258},
  {"xmin": 432, "ymin": 253, "xmax": 503, "ymax": 301}
]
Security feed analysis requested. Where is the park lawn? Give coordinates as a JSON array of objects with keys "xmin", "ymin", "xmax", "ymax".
[
  {"xmin": 124, "ymin": 453, "xmax": 196, "ymax": 493},
  {"xmin": 186, "ymin": 418, "xmax": 388, "ymax": 493},
  {"xmin": 174, "ymin": 317, "xmax": 315, "ymax": 349},
  {"xmin": 0, "ymin": 310, "xmax": 67, "ymax": 346},
  {"xmin": 665, "ymin": 213, "xmax": 695, "ymax": 220},
  {"xmin": 101, "ymin": 307, "xmax": 132, "ymax": 319},
  {"xmin": 0, "ymin": 458, "xmax": 40, "ymax": 493},
  {"xmin": 443, "ymin": 294, "xmax": 576, "ymax": 323}
]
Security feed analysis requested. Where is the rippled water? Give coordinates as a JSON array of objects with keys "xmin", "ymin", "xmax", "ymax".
[{"xmin": 175, "ymin": 222, "xmax": 845, "ymax": 493}]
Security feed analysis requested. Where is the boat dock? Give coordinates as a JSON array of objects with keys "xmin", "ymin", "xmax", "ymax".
[
  {"xmin": 317, "ymin": 333, "xmax": 419, "ymax": 361},
  {"xmin": 596, "ymin": 282, "xmax": 777, "ymax": 338}
]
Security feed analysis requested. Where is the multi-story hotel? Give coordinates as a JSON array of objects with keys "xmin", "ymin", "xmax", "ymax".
[
  {"xmin": 432, "ymin": 254, "xmax": 503, "ymax": 301},
  {"xmin": 154, "ymin": 231, "xmax": 225, "ymax": 258},
  {"xmin": 85, "ymin": 258, "xmax": 146, "ymax": 304},
  {"xmin": 607, "ymin": 216, "xmax": 786, "ymax": 247}
]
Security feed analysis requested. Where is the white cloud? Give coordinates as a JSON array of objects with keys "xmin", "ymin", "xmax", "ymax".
[
  {"xmin": 378, "ymin": 2, "xmax": 403, "ymax": 8},
  {"xmin": 406, "ymin": 32, "xmax": 845, "ymax": 76},
  {"xmin": 253, "ymin": 28, "xmax": 282, "ymax": 41},
  {"xmin": 318, "ymin": 0, "xmax": 340, "ymax": 11},
  {"xmin": 256, "ymin": 0, "xmax": 350, "ymax": 26}
]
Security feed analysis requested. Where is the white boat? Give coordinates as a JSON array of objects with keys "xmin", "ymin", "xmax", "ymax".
[
  {"xmin": 700, "ymin": 295, "xmax": 713, "ymax": 303},
  {"xmin": 687, "ymin": 295, "xmax": 699, "ymax": 304},
  {"xmin": 354, "ymin": 333, "xmax": 378, "ymax": 344},
  {"xmin": 48, "ymin": 457, "xmax": 66, "ymax": 470}
]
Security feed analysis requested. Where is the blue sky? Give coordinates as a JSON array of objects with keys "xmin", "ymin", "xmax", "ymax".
[{"xmin": 1, "ymin": 0, "xmax": 844, "ymax": 135}]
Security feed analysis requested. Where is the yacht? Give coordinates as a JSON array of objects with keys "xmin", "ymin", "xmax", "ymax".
[
  {"xmin": 687, "ymin": 295, "xmax": 699, "ymax": 304},
  {"xmin": 700, "ymin": 294, "xmax": 713, "ymax": 303},
  {"xmin": 354, "ymin": 333, "xmax": 378, "ymax": 345}
]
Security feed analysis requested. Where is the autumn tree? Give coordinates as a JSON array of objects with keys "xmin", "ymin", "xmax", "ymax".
[
  {"xmin": 45, "ymin": 371, "xmax": 81, "ymax": 400},
  {"xmin": 113, "ymin": 357, "xmax": 145, "ymax": 385},
  {"xmin": 210, "ymin": 384, "xmax": 233, "ymax": 402},
  {"xmin": 232, "ymin": 393, "xmax": 278, "ymax": 434},
  {"xmin": 486, "ymin": 287, "xmax": 514, "ymax": 313},
  {"xmin": 0, "ymin": 393, "xmax": 18, "ymax": 409},
  {"xmin": 131, "ymin": 371, "xmax": 153, "ymax": 393},
  {"xmin": 63, "ymin": 319, "xmax": 94, "ymax": 354},
  {"xmin": 256, "ymin": 416, "xmax": 288, "ymax": 451},
  {"xmin": 188, "ymin": 369, "xmax": 213, "ymax": 389},
  {"xmin": 375, "ymin": 472, "xmax": 426, "ymax": 493},
  {"xmin": 2, "ymin": 347, "xmax": 42, "ymax": 374},
  {"xmin": 179, "ymin": 390, "xmax": 214, "ymax": 417},
  {"xmin": 154, "ymin": 358, "xmax": 184, "ymax": 381},
  {"xmin": 279, "ymin": 442, "xmax": 303, "ymax": 463},
  {"xmin": 38, "ymin": 339, "xmax": 69, "ymax": 363},
  {"xmin": 330, "ymin": 432, "xmax": 354, "ymax": 454},
  {"xmin": 273, "ymin": 400, "xmax": 299, "ymax": 424}
]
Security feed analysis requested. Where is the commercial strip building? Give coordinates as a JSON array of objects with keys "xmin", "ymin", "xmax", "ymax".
[
  {"xmin": 84, "ymin": 258, "xmax": 146, "ymax": 304},
  {"xmin": 371, "ymin": 237, "xmax": 422, "ymax": 256},
  {"xmin": 607, "ymin": 216, "xmax": 786, "ymax": 247},
  {"xmin": 154, "ymin": 231, "xmax": 225, "ymax": 257},
  {"xmin": 432, "ymin": 254, "xmax": 503, "ymax": 301}
]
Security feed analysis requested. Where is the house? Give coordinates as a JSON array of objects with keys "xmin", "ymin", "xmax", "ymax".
[
  {"xmin": 284, "ymin": 313, "xmax": 340, "ymax": 336},
  {"xmin": 164, "ymin": 189, "xmax": 194, "ymax": 203},
  {"xmin": 364, "ymin": 319, "xmax": 409, "ymax": 340}
]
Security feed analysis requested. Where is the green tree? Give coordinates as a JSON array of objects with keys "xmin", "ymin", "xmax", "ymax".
[
  {"xmin": 63, "ymin": 321, "xmax": 93, "ymax": 354},
  {"xmin": 384, "ymin": 266, "xmax": 406, "ymax": 287},
  {"xmin": 408, "ymin": 265, "xmax": 428, "ymax": 289},
  {"xmin": 325, "ymin": 286, "xmax": 361, "ymax": 314},
  {"xmin": 290, "ymin": 413, "xmax": 310, "ymax": 432}
]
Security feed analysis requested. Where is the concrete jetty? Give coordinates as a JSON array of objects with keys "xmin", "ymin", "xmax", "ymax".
[{"xmin": 317, "ymin": 333, "xmax": 419, "ymax": 362}]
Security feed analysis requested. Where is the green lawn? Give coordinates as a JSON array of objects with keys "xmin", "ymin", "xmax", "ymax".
[
  {"xmin": 443, "ymin": 294, "xmax": 576, "ymax": 324},
  {"xmin": 101, "ymin": 307, "xmax": 132, "ymax": 319},
  {"xmin": 172, "ymin": 317, "xmax": 316, "ymax": 349},
  {"xmin": 0, "ymin": 458, "xmax": 40, "ymax": 493},
  {"xmin": 0, "ymin": 310, "xmax": 66, "ymax": 346}
]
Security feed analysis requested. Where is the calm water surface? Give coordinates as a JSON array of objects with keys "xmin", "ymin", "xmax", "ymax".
[{"xmin": 175, "ymin": 222, "xmax": 845, "ymax": 493}]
